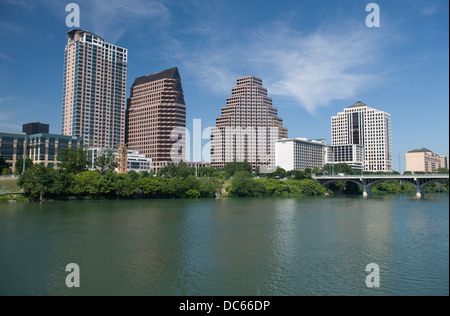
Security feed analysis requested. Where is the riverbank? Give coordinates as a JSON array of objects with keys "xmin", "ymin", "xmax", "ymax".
[{"xmin": 2, "ymin": 175, "xmax": 449, "ymax": 203}]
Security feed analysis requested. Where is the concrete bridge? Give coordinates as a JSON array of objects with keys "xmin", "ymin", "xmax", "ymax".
[{"xmin": 312, "ymin": 174, "xmax": 449, "ymax": 198}]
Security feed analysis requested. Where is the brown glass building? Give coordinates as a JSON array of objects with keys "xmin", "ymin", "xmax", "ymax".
[{"xmin": 126, "ymin": 67, "xmax": 186, "ymax": 162}]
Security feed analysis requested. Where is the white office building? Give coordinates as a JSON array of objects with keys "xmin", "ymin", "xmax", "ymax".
[
  {"xmin": 326, "ymin": 144, "xmax": 365, "ymax": 170},
  {"xmin": 275, "ymin": 138, "xmax": 327, "ymax": 171},
  {"xmin": 331, "ymin": 101, "xmax": 392, "ymax": 172}
]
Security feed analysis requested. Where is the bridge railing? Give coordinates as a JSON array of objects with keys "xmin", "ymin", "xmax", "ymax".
[{"xmin": 313, "ymin": 174, "xmax": 449, "ymax": 178}]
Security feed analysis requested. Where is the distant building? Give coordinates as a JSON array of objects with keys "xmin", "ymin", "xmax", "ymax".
[
  {"xmin": 275, "ymin": 138, "xmax": 327, "ymax": 171},
  {"xmin": 115, "ymin": 150, "xmax": 153, "ymax": 173},
  {"xmin": 0, "ymin": 131, "xmax": 83, "ymax": 172},
  {"xmin": 87, "ymin": 147, "xmax": 153, "ymax": 173},
  {"xmin": 126, "ymin": 67, "xmax": 186, "ymax": 163},
  {"xmin": 326, "ymin": 144, "xmax": 365, "ymax": 170},
  {"xmin": 211, "ymin": 76, "xmax": 288, "ymax": 171},
  {"xmin": 406, "ymin": 148, "xmax": 448, "ymax": 173},
  {"xmin": 440, "ymin": 155, "xmax": 448, "ymax": 170},
  {"xmin": 62, "ymin": 29, "xmax": 128, "ymax": 149},
  {"xmin": 151, "ymin": 161, "xmax": 210, "ymax": 174},
  {"xmin": 331, "ymin": 101, "xmax": 392, "ymax": 172},
  {"xmin": 22, "ymin": 122, "xmax": 49, "ymax": 135},
  {"xmin": 117, "ymin": 146, "xmax": 128, "ymax": 174}
]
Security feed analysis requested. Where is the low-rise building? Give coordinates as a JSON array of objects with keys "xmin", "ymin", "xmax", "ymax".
[
  {"xmin": 275, "ymin": 138, "xmax": 327, "ymax": 171},
  {"xmin": 326, "ymin": 144, "xmax": 365, "ymax": 170},
  {"xmin": 406, "ymin": 148, "xmax": 448, "ymax": 173},
  {"xmin": 87, "ymin": 147, "xmax": 153, "ymax": 173},
  {"xmin": 0, "ymin": 131, "xmax": 83, "ymax": 172}
]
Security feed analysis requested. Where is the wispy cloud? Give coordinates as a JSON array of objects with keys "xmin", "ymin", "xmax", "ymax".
[
  {"xmin": 77, "ymin": 0, "xmax": 170, "ymax": 43},
  {"xmin": 23, "ymin": 0, "xmax": 170, "ymax": 44},
  {"xmin": 0, "ymin": 0, "xmax": 33, "ymax": 12},
  {"xmin": 172, "ymin": 18, "xmax": 387, "ymax": 114},
  {"xmin": 0, "ymin": 53, "xmax": 14, "ymax": 62},
  {"xmin": 0, "ymin": 97, "xmax": 14, "ymax": 104},
  {"xmin": 0, "ymin": 98, "xmax": 20, "ymax": 131},
  {"xmin": 421, "ymin": 5, "xmax": 439, "ymax": 16},
  {"xmin": 249, "ymin": 22, "xmax": 385, "ymax": 114},
  {"xmin": 0, "ymin": 21, "xmax": 25, "ymax": 37}
]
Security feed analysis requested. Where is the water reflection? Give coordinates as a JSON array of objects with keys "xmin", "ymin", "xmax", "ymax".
[{"xmin": 0, "ymin": 195, "xmax": 448, "ymax": 296}]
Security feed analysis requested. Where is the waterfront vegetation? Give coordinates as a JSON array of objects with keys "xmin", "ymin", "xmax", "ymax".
[
  {"xmin": 15, "ymin": 164, "xmax": 327, "ymax": 201},
  {"xmin": 0, "ymin": 149, "xmax": 448, "ymax": 202}
]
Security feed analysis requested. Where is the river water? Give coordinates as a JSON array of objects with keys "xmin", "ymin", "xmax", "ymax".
[{"xmin": 0, "ymin": 195, "xmax": 448, "ymax": 296}]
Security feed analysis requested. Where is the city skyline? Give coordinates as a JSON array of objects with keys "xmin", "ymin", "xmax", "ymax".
[{"xmin": 0, "ymin": 0, "xmax": 448, "ymax": 172}]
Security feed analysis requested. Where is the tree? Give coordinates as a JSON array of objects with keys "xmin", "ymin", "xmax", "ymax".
[
  {"xmin": 267, "ymin": 167, "xmax": 287, "ymax": 179},
  {"xmin": 229, "ymin": 172, "xmax": 266, "ymax": 197},
  {"xmin": 94, "ymin": 149, "xmax": 117, "ymax": 175},
  {"xmin": 69, "ymin": 171, "xmax": 101, "ymax": 196},
  {"xmin": 135, "ymin": 177, "xmax": 162, "ymax": 197},
  {"xmin": 0, "ymin": 156, "xmax": 8, "ymax": 171},
  {"xmin": 158, "ymin": 162, "xmax": 194, "ymax": 179},
  {"xmin": 59, "ymin": 148, "xmax": 88, "ymax": 174},
  {"xmin": 18, "ymin": 165, "xmax": 59, "ymax": 201},
  {"xmin": 287, "ymin": 170, "xmax": 306, "ymax": 180},
  {"xmin": 224, "ymin": 161, "xmax": 253, "ymax": 178},
  {"xmin": 14, "ymin": 158, "xmax": 33, "ymax": 175},
  {"xmin": 2, "ymin": 168, "xmax": 10, "ymax": 176},
  {"xmin": 312, "ymin": 167, "xmax": 323, "ymax": 176},
  {"xmin": 114, "ymin": 174, "xmax": 136, "ymax": 197}
]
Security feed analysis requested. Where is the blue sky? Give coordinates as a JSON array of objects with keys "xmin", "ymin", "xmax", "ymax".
[{"xmin": 0, "ymin": 0, "xmax": 448, "ymax": 171}]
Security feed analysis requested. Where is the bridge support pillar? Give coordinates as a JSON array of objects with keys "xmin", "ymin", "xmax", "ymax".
[
  {"xmin": 414, "ymin": 178, "xmax": 425, "ymax": 198},
  {"xmin": 416, "ymin": 186, "xmax": 425, "ymax": 199},
  {"xmin": 362, "ymin": 180, "xmax": 372, "ymax": 198}
]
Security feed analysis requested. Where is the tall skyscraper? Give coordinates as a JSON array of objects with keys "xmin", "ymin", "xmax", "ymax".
[
  {"xmin": 126, "ymin": 67, "xmax": 186, "ymax": 162},
  {"xmin": 331, "ymin": 101, "xmax": 392, "ymax": 172},
  {"xmin": 211, "ymin": 76, "xmax": 288, "ymax": 170},
  {"xmin": 62, "ymin": 29, "xmax": 127, "ymax": 149}
]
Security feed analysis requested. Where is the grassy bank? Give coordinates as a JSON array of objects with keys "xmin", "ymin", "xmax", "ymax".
[{"xmin": 0, "ymin": 177, "xmax": 21, "ymax": 195}]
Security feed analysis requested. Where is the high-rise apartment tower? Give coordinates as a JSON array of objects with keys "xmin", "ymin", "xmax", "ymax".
[{"xmin": 62, "ymin": 29, "xmax": 127, "ymax": 148}]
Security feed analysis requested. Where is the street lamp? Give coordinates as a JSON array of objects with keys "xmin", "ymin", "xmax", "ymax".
[{"xmin": 23, "ymin": 135, "xmax": 27, "ymax": 174}]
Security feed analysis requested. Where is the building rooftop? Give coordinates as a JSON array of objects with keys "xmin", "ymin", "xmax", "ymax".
[
  {"xmin": 407, "ymin": 148, "xmax": 433, "ymax": 153},
  {"xmin": 67, "ymin": 29, "xmax": 105, "ymax": 42},
  {"xmin": 133, "ymin": 67, "xmax": 180, "ymax": 86},
  {"xmin": 347, "ymin": 101, "xmax": 368, "ymax": 108},
  {"xmin": 277, "ymin": 138, "xmax": 327, "ymax": 145}
]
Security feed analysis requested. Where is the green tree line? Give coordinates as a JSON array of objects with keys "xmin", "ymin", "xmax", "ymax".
[{"xmin": 15, "ymin": 150, "xmax": 449, "ymax": 201}]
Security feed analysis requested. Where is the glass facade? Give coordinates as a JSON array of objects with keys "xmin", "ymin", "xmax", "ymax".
[{"xmin": 0, "ymin": 132, "xmax": 83, "ymax": 172}]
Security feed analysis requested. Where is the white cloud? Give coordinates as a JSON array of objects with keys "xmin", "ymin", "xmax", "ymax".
[
  {"xmin": 250, "ymin": 22, "xmax": 384, "ymax": 114},
  {"xmin": 174, "ymin": 20, "xmax": 386, "ymax": 114}
]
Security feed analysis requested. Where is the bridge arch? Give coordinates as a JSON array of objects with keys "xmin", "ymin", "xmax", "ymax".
[{"xmin": 313, "ymin": 174, "xmax": 449, "ymax": 198}]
